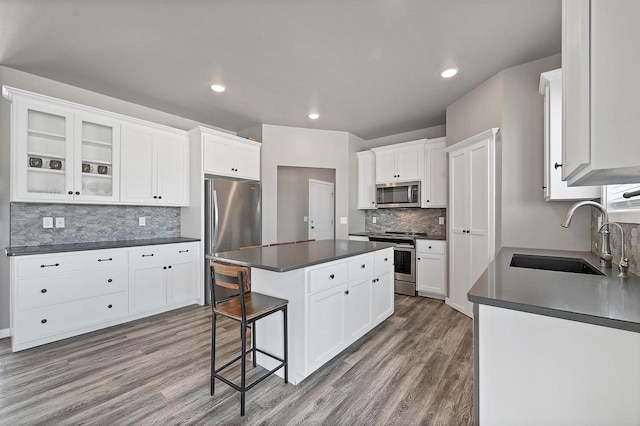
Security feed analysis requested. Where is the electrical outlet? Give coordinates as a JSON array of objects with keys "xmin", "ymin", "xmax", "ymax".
[
  {"xmin": 55, "ymin": 217, "xmax": 65, "ymax": 228},
  {"xmin": 43, "ymin": 217, "xmax": 53, "ymax": 229},
  {"xmin": 372, "ymin": 216, "xmax": 377, "ymax": 224},
  {"xmin": 303, "ymin": 216, "xmax": 308, "ymax": 223},
  {"xmin": 139, "ymin": 217, "xmax": 146, "ymax": 226},
  {"xmin": 340, "ymin": 217, "xmax": 347, "ymax": 225},
  {"xmin": 439, "ymin": 217, "xmax": 445, "ymax": 225}
]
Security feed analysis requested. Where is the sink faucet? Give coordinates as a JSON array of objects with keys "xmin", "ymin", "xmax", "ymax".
[
  {"xmin": 599, "ymin": 222, "xmax": 630, "ymax": 278},
  {"xmin": 561, "ymin": 201, "xmax": 612, "ymax": 268}
]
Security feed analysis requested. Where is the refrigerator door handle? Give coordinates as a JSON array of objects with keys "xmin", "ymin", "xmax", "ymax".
[{"xmin": 212, "ymin": 189, "xmax": 220, "ymax": 249}]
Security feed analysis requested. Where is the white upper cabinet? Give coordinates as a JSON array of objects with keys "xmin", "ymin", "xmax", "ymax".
[
  {"xmin": 356, "ymin": 151, "xmax": 376, "ymax": 209},
  {"xmin": 539, "ymin": 70, "xmax": 599, "ymax": 201},
  {"xmin": 203, "ymin": 132, "xmax": 261, "ymax": 180},
  {"xmin": 121, "ymin": 124, "xmax": 189, "ymax": 206},
  {"xmin": 422, "ymin": 137, "xmax": 447, "ymax": 208},
  {"xmin": 372, "ymin": 141, "xmax": 424, "ymax": 183},
  {"xmin": 4, "ymin": 86, "xmax": 189, "ymax": 206},
  {"xmin": 562, "ymin": 0, "xmax": 640, "ymax": 186}
]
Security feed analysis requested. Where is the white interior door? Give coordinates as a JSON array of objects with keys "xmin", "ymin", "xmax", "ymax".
[{"xmin": 309, "ymin": 179, "xmax": 335, "ymax": 241}]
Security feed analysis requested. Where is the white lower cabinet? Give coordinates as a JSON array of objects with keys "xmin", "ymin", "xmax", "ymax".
[
  {"xmin": 372, "ymin": 270, "xmax": 393, "ymax": 321},
  {"xmin": 308, "ymin": 283, "xmax": 348, "ymax": 370},
  {"xmin": 347, "ymin": 276, "xmax": 373, "ymax": 340},
  {"xmin": 416, "ymin": 240, "xmax": 447, "ymax": 298},
  {"xmin": 10, "ymin": 241, "xmax": 199, "ymax": 351}
]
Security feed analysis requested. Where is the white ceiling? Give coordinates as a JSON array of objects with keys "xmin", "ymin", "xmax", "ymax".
[{"xmin": 0, "ymin": 0, "xmax": 561, "ymax": 140}]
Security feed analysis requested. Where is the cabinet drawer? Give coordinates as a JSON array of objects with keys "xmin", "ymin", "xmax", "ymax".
[
  {"xmin": 128, "ymin": 242, "xmax": 198, "ymax": 264},
  {"xmin": 415, "ymin": 240, "xmax": 446, "ymax": 255},
  {"xmin": 374, "ymin": 249, "xmax": 393, "ymax": 270},
  {"xmin": 14, "ymin": 292, "xmax": 128, "ymax": 343},
  {"xmin": 347, "ymin": 254, "xmax": 375, "ymax": 281},
  {"xmin": 17, "ymin": 267, "xmax": 128, "ymax": 310},
  {"xmin": 16, "ymin": 249, "xmax": 127, "ymax": 279},
  {"xmin": 308, "ymin": 261, "xmax": 348, "ymax": 295}
]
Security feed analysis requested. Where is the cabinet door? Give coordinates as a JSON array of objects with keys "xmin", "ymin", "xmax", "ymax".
[
  {"xmin": 372, "ymin": 270, "xmax": 393, "ymax": 322},
  {"xmin": 129, "ymin": 263, "xmax": 166, "ymax": 314},
  {"xmin": 14, "ymin": 99, "xmax": 75, "ymax": 202},
  {"xmin": 375, "ymin": 151, "xmax": 397, "ymax": 183},
  {"xmin": 121, "ymin": 124, "xmax": 157, "ymax": 204},
  {"xmin": 416, "ymin": 253, "xmax": 446, "ymax": 296},
  {"xmin": 157, "ymin": 131, "xmax": 189, "ymax": 206},
  {"xmin": 346, "ymin": 276, "xmax": 373, "ymax": 341},
  {"xmin": 395, "ymin": 146, "xmax": 423, "ymax": 181},
  {"xmin": 203, "ymin": 136, "xmax": 236, "ymax": 177},
  {"xmin": 357, "ymin": 152, "xmax": 376, "ymax": 209},
  {"xmin": 308, "ymin": 283, "xmax": 347, "ymax": 371},
  {"xmin": 424, "ymin": 139, "xmax": 447, "ymax": 207},
  {"xmin": 74, "ymin": 113, "xmax": 120, "ymax": 203},
  {"xmin": 562, "ymin": 0, "xmax": 591, "ymax": 181},
  {"xmin": 166, "ymin": 258, "xmax": 197, "ymax": 305},
  {"xmin": 234, "ymin": 143, "xmax": 260, "ymax": 180}
]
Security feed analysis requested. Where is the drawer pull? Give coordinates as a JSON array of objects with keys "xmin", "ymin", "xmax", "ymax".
[
  {"xmin": 168, "ymin": 265, "xmax": 172, "ymax": 269},
  {"xmin": 384, "ymin": 258, "xmax": 388, "ymax": 262},
  {"xmin": 428, "ymin": 246, "xmax": 432, "ymax": 249},
  {"xmin": 108, "ymin": 304, "xmax": 113, "ymax": 309},
  {"xmin": 163, "ymin": 266, "xmax": 167, "ymax": 270},
  {"xmin": 344, "ymin": 290, "xmax": 349, "ymax": 295},
  {"xmin": 376, "ymin": 278, "xmax": 380, "ymax": 282},
  {"xmin": 361, "ymin": 264, "xmax": 366, "ymax": 269},
  {"xmin": 142, "ymin": 254, "xmax": 154, "ymax": 257},
  {"xmin": 107, "ymin": 279, "xmax": 113, "ymax": 283},
  {"xmin": 40, "ymin": 263, "xmax": 60, "ymax": 268},
  {"xmin": 41, "ymin": 319, "xmax": 47, "ymax": 324},
  {"xmin": 41, "ymin": 289, "xmax": 47, "ymax": 293},
  {"xmin": 179, "ymin": 250, "xmax": 189, "ymax": 253},
  {"xmin": 98, "ymin": 258, "xmax": 113, "ymax": 262},
  {"xmin": 329, "ymin": 274, "xmax": 335, "ymax": 279}
]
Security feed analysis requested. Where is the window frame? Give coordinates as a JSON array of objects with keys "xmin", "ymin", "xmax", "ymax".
[{"xmin": 603, "ymin": 184, "xmax": 640, "ymax": 224}]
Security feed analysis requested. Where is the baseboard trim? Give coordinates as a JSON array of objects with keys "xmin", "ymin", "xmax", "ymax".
[{"xmin": 0, "ymin": 328, "xmax": 10, "ymax": 339}]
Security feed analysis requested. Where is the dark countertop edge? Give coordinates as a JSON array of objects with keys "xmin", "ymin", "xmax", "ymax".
[
  {"xmin": 6, "ymin": 237, "xmax": 201, "ymax": 257},
  {"xmin": 349, "ymin": 232, "xmax": 447, "ymax": 241},
  {"xmin": 208, "ymin": 243, "xmax": 395, "ymax": 273},
  {"xmin": 469, "ymin": 293, "xmax": 640, "ymax": 334}
]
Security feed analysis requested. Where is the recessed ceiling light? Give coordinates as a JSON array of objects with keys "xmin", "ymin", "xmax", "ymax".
[
  {"xmin": 440, "ymin": 67, "xmax": 459, "ymax": 79},
  {"xmin": 308, "ymin": 113, "xmax": 320, "ymax": 120},
  {"xmin": 210, "ymin": 84, "xmax": 226, "ymax": 93}
]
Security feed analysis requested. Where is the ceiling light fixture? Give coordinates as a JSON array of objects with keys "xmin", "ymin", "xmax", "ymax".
[
  {"xmin": 308, "ymin": 113, "xmax": 320, "ymax": 120},
  {"xmin": 440, "ymin": 67, "xmax": 459, "ymax": 79},
  {"xmin": 210, "ymin": 84, "xmax": 226, "ymax": 93}
]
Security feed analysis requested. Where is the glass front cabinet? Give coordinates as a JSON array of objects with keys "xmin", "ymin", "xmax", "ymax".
[{"xmin": 13, "ymin": 97, "xmax": 120, "ymax": 203}]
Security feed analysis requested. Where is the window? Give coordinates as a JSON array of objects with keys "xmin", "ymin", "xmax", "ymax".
[{"xmin": 604, "ymin": 183, "xmax": 640, "ymax": 223}]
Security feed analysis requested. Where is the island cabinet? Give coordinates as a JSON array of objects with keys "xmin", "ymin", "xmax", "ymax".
[
  {"xmin": 248, "ymin": 245, "xmax": 394, "ymax": 385},
  {"xmin": 9, "ymin": 240, "xmax": 199, "ymax": 351}
]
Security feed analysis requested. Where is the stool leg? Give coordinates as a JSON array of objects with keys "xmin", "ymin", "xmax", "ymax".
[
  {"xmin": 240, "ymin": 320, "xmax": 247, "ymax": 416},
  {"xmin": 283, "ymin": 306, "xmax": 288, "ymax": 384},
  {"xmin": 252, "ymin": 320, "xmax": 257, "ymax": 368},
  {"xmin": 210, "ymin": 312, "xmax": 217, "ymax": 396}
]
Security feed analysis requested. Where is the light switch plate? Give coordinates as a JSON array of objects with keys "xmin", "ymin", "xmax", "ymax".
[
  {"xmin": 372, "ymin": 216, "xmax": 377, "ymax": 224},
  {"xmin": 43, "ymin": 217, "xmax": 53, "ymax": 229},
  {"xmin": 139, "ymin": 217, "xmax": 146, "ymax": 226},
  {"xmin": 303, "ymin": 216, "xmax": 308, "ymax": 223},
  {"xmin": 340, "ymin": 217, "xmax": 347, "ymax": 225},
  {"xmin": 439, "ymin": 217, "xmax": 445, "ymax": 225},
  {"xmin": 55, "ymin": 217, "xmax": 65, "ymax": 228}
]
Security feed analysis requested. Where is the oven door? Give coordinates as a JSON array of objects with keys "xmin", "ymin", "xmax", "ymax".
[{"xmin": 393, "ymin": 245, "xmax": 415, "ymax": 282}]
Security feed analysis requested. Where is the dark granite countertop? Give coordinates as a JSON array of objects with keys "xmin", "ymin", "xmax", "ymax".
[
  {"xmin": 468, "ymin": 247, "xmax": 640, "ymax": 333},
  {"xmin": 207, "ymin": 239, "xmax": 395, "ymax": 272},
  {"xmin": 349, "ymin": 232, "xmax": 447, "ymax": 241},
  {"xmin": 6, "ymin": 237, "xmax": 200, "ymax": 256}
]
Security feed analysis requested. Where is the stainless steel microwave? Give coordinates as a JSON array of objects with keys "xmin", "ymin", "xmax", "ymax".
[{"xmin": 375, "ymin": 181, "xmax": 421, "ymax": 208}]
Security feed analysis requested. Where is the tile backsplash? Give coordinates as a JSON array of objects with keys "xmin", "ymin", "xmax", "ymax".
[
  {"xmin": 365, "ymin": 208, "xmax": 446, "ymax": 236},
  {"xmin": 591, "ymin": 207, "xmax": 640, "ymax": 276},
  {"xmin": 10, "ymin": 203, "xmax": 181, "ymax": 247}
]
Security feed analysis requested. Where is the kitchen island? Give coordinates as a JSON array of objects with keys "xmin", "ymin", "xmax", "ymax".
[
  {"xmin": 209, "ymin": 239, "xmax": 395, "ymax": 385},
  {"xmin": 468, "ymin": 247, "xmax": 640, "ymax": 425}
]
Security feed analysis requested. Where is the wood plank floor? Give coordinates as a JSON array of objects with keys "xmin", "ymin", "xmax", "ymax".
[{"xmin": 0, "ymin": 296, "xmax": 473, "ymax": 425}]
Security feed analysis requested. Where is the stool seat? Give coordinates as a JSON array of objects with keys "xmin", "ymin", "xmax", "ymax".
[{"xmin": 214, "ymin": 292, "xmax": 288, "ymax": 321}]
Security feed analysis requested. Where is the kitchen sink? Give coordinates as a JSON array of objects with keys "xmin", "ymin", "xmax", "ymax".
[{"xmin": 510, "ymin": 254, "xmax": 605, "ymax": 276}]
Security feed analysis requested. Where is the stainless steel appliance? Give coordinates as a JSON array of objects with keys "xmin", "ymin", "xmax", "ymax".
[
  {"xmin": 204, "ymin": 177, "xmax": 261, "ymax": 304},
  {"xmin": 368, "ymin": 231, "xmax": 430, "ymax": 296},
  {"xmin": 375, "ymin": 181, "xmax": 421, "ymax": 208}
]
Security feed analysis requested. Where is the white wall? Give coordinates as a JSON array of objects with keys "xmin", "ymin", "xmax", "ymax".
[
  {"xmin": 445, "ymin": 55, "xmax": 591, "ymax": 251},
  {"xmin": 261, "ymin": 124, "xmax": 351, "ymax": 243}
]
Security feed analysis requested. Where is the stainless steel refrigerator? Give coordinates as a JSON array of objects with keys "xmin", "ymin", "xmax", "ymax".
[{"xmin": 204, "ymin": 177, "xmax": 261, "ymax": 304}]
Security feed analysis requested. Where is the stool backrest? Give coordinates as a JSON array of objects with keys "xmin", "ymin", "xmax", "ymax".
[{"xmin": 210, "ymin": 262, "xmax": 250, "ymax": 307}]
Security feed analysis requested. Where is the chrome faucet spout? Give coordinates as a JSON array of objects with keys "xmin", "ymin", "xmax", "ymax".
[{"xmin": 561, "ymin": 201, "xmax": 612, "ymax": 268}]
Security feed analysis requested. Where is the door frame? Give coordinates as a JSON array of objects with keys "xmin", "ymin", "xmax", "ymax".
[{"xmin": 308, "ymin": 178, "xmax": 335, "ymax": 240}]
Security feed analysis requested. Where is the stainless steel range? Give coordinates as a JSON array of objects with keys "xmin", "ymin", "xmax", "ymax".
[{"xmin": 368, "ymin": 231, "xmax": 430, "ymax": 296}]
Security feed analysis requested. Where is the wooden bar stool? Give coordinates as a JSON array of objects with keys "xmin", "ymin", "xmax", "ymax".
[{"xmin": 210, "ymin": 261, "xmax": 289, "ymax": 416}]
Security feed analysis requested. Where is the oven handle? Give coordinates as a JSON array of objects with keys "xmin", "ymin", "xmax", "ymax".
[{"xmin": 394, "ymin": 244, "xmax": 415, "ymax": 250}]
